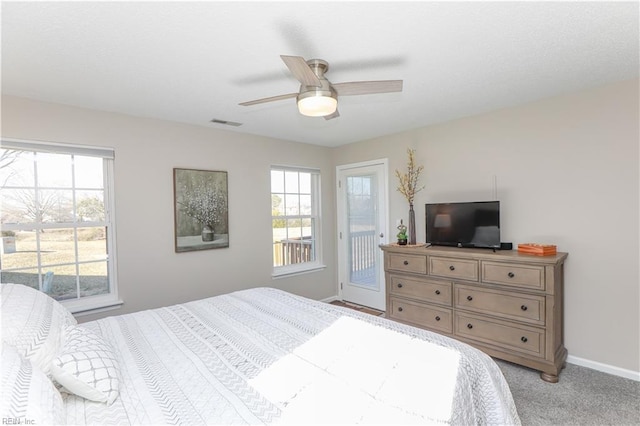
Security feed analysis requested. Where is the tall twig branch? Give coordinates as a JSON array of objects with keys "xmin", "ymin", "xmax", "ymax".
[{"xmin": 395, "ymin": 148, "xmax": 424, "ymax": 205}]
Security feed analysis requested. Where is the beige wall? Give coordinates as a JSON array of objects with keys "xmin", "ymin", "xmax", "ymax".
[
  {"xmin": 2, "ymin": 77, "xmax": 638, "ymax": 376},
  {"xmin": 1, "ymin": 96, "xmax": 338, "ymax": 321},
  {"xmin": 332, "ymin": 78, "xmax": 640, "ymax": 375}
]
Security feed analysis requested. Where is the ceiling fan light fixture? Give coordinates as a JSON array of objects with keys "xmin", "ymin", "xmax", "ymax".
[
  {"xmin": 297, "ymin": 90, "xmax": 337, "ymax": 117},
  {"xmin": 239, "ymin": 55, "xmax": 403, "ymax": 119}
]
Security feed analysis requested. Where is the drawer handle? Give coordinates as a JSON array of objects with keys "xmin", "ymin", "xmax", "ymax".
[
  {"xmin": 403, "ymin": 260, "xmax": 409, "ymax": 265},
  {"xmin": 508, "ymin": 272, "xmax": 515, "ymax": 278},
  {"xmin": 521, "ymin": 336, "xmax": 528, "ymax": 343},
  {"xmin": 466, "ymin": 295, "xmax": 473, "ymax": 301},
  {"xmin": 435, "ymin": 316, "xmax": 441, "ymax": 321},
  {"xmin": 435, "ymin": 289, "xmax": 441, "ymax": 295},
  {"xmin": 398, "ymin": 307, "xmax": 403, "ymax": 312},
  {"xmin": 397, "ymin": 283, "xmax": 403, "ymax": 288},
  {"xmin": 521, "ymin": 305, "xmax": 528, "ymax": 311},
  {"xmin": 467, "ymin": 323, "xmax": 473, "ymax": 329},
  {"xmin": 449, "ymin": 265, "xmax": 455, "ymax": 271}
]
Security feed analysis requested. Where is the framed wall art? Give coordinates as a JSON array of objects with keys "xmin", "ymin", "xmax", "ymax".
[{"xmin": 173, "ymin": 168, "xmax": 229, "ymax": 252}]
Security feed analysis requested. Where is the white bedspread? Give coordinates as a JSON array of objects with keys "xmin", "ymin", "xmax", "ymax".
[{"xmin": 64, "ymin": 287, "xmax": 520, "ymax": 425}]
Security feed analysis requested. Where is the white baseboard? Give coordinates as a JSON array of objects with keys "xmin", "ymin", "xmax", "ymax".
[
  {"xmin": 567, "ymin": 355, "xmax": 640, "ymax": 382},
  {"xmin": 320, "ymin": 295, "xmax": 340, "ymax": 303}
]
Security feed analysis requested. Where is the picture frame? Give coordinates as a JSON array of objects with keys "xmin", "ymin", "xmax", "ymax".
[{"xmin": 173, "ymin": 168, "xmax": 229, "ymax": 252}]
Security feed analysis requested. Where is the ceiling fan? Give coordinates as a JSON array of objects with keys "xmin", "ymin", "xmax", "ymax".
[{"xmin": 239, "ymin": 55, "xmax": 403, "ymax": 120}]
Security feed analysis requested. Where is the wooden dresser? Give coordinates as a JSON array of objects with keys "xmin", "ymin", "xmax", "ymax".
[{"xmin": 380, "ymin": 244, "xmax": 568, "ymax": 382}]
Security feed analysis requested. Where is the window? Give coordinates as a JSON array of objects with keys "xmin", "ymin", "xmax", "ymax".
[
  {"xmin": 1, "ymin": 139, "xmax": 119, "ymax": 313},
  {"xmin": 271, "ymin": 166, "xmax": 323, "ymax": 276}
]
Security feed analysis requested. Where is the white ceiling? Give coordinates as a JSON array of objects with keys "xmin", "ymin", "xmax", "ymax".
[{"xmin": 2, "ymin": 1, "xmax": 638, "ymax": 148}]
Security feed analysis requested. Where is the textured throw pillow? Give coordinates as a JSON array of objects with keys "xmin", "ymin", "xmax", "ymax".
[
  {"xmin": 51, "ymin": 325, "xmax": 120, "ymax": 404},
  {"xmin": 1, "ymin": 283, "xmax": 77, "ymax": 375},
  {"xmin": 1, "ymin": 343, "xmax": 66, "ymax": 425}
]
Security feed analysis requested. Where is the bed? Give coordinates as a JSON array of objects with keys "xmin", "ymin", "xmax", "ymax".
[{"xmin": 1, "ymin": 283, "xmax": 520, "ymax": 425}]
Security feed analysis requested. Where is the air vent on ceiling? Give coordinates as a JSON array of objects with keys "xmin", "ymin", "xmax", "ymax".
[{"xmin": 210, "ymin": 118, "xmax": 242, "ymax": 127}]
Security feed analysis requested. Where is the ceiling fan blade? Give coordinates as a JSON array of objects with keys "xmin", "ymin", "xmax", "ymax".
[
  {"xmin": 239, "ymin": 92, "xmax": 298, "ymax": 107},
  {"xmin": 280, "ymin": 55, "xmax": 322, "ymax": 87},
  {"xmin": 324, "ymin": 109, "xmax": 340, "ymax": 120},
  {"xmin": 332, "ymin": 80, "xmax": 403, "ymax": 96}
]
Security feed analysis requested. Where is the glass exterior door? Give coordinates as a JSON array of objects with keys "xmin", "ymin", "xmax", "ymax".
[{"xmin": 337, "ymin": 161, "xmax": 387, "ymax": 310}]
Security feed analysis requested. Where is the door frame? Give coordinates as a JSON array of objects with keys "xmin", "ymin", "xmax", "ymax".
[{"xmin": 336, "ymin": 159, "xmax": 389, "ymax": 310}]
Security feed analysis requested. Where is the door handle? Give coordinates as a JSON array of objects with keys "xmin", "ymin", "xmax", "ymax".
[{"xmin": 379, "ymin": 233, "xmax": 384, "ymax": 238}]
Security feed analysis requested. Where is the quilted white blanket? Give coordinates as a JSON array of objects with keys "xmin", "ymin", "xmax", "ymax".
[{"xmin": 64, "ymin": 287, "xmax": 520, "ymax": 425}]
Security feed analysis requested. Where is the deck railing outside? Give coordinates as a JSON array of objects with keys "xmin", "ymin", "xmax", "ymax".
[
  {"xmin": 273, "ymin": 236, "xmax": 312, "ymax": 267},
  {"xmin": 273, "ymin": 230, "xmax": 377, "ymax": 283},
  {"xmin": 348, "ymin": 230, "xmax": 377, "ymax": 285}
]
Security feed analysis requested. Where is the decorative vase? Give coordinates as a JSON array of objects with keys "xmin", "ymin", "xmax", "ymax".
[
  {"xmin": 201, "ymin": 225, "xmax": 214, "ymax": 242},
  {"xmin": 398, "ymin": 239, "xmax": 408, "ymax": 246},
  {"xmin": 409, "ymin": 203, "xmax": 416, "ymax": 245}
]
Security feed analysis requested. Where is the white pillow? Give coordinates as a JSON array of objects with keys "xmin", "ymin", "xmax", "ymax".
[
  {"xmin": 0, "ymin": 343, "xmax": 66, "ymax": 425},
  {"xmin": 51, "ymin": 326, "xmax": 120, "ymax": 404},
  {"xmin": 1, "ymin": 283, "xmax": 77, "ymax": 375}
]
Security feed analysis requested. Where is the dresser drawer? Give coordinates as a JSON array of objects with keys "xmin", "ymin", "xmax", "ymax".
[
  {"xmin": 429, "ymin": 256, "xmax": 479, "ymax": 281},
  {"xmin": 390, "ymin": 275, "xmax": 452, "ymax": 306},
  {"xmin": 390, "ymin": 297, "xmax": 452, "ymax": 333},
  {"xmin": 387, "ymin": 253, "xmax": 427, "ymax": 274},
  {"xmin": 482, "ymin": 261, "xmax": 545, "ymax": 290},
  {"xmin": 454, "ymin": 285, "xmax": 545, "ymax": 325},
  {"xmin": 455, "ymin": 312, "xmax": 545, "ymax": 358}
]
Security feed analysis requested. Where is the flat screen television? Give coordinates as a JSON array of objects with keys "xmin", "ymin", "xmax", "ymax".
[{"xmin": 426, "ymin": 201, "xmax": 500, "ymax": 249}]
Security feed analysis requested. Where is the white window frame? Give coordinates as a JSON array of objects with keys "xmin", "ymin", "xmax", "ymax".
[
  {"xmin": 270, "ymin": 165, "xmax": 324, "ymax": 277},
  {"xmin": 0, "ymin": 138, "xmax": 121, "ymax": 314}
]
